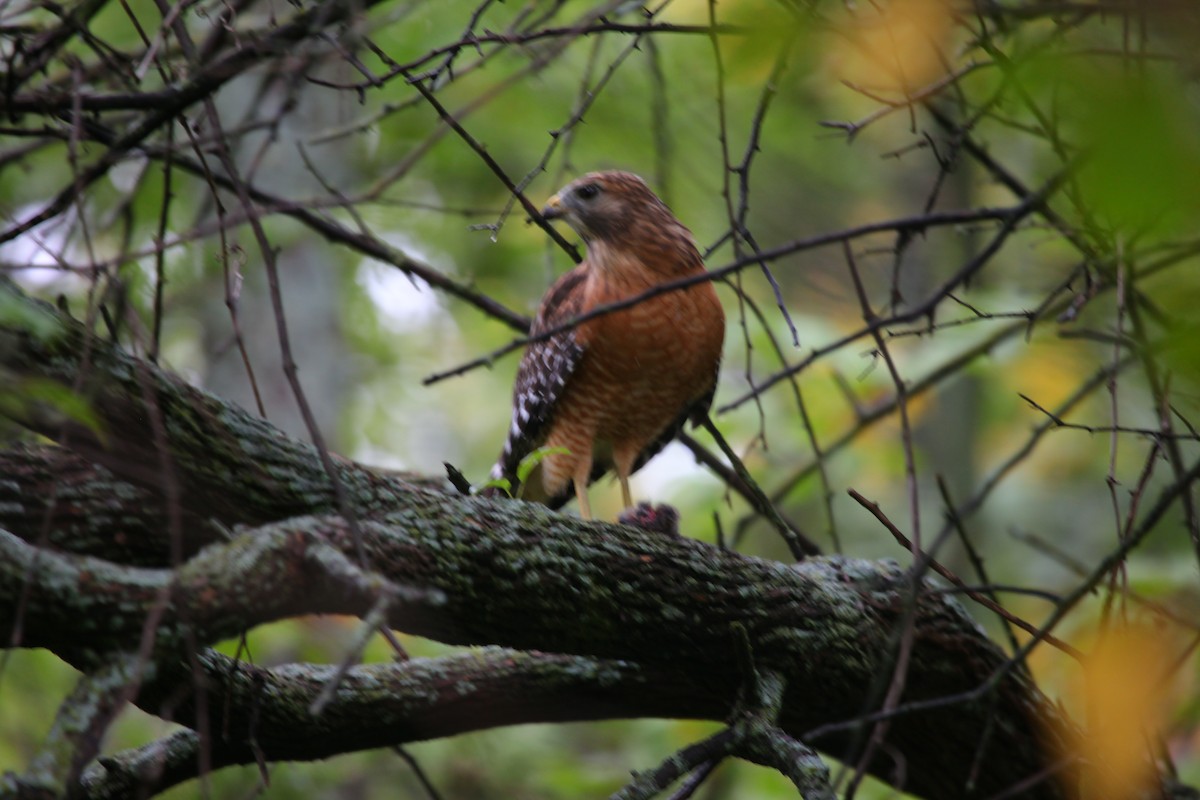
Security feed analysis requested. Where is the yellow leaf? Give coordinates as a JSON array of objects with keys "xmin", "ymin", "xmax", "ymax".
[
  {"xmin": 827, "ymin": 0, "xmax": 955, "ymax": 96},
  {"xmin": 1074, "ymin": 622, "xmax": 1175, "ymax": 799}
]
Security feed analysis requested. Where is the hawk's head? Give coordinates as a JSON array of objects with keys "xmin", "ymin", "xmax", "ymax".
[{"xmin": 542, "ymin": 171, "xmax": 675, "ymax": 245}]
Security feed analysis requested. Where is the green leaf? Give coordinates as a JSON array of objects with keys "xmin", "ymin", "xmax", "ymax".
[
  {"xmin": 474, "ymin": 477, "xmax": 512, "ymax": 498},
  {"xmin": 516, "ymin": 446, "xmax": 570, "ymax": 488},
  {"xmin": 1070, "ymin": 68, "xmax": 1200, "ymax": 239},
  {"xmin": 0, "ymin": 377, "xmax": 106, "ymax": 440},
  {"xmin": 0, "ymin": 287, "xmax": 63, "ymax": 341}
]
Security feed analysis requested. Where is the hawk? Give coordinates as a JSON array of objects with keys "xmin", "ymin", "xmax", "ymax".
[{"xmin": 489, "ymin": 171, "xmax": 725, "ymax": 519}]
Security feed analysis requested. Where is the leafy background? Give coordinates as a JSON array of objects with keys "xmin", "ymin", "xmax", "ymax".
[{"xmin": 2, "ymin": 0, "xmax": 1199, "ymax": 796}]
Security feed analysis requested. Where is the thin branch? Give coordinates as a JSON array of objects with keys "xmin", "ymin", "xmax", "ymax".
[
  {"xmin": 848, "ymin": 489, "xmax": 1083, "ymax": 661},
  {"xmin": 425, "ymin": 203, "xmax": 1032, "ymax": 386}
]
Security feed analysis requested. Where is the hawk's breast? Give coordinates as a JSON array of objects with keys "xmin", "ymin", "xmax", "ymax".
[{"xmin": 565, "ymin": 256, "xmax": 725, "ymax": 448}]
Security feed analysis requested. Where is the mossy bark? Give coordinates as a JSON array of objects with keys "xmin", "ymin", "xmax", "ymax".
[{"xmin": 0, "ymin": 279, "xmax": 1085, "ymax": 800}]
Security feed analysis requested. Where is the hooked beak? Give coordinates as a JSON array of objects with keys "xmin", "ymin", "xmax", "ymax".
[{"xmin": 541, "ymin": 192, "xmax": 565, "ymax": 221}]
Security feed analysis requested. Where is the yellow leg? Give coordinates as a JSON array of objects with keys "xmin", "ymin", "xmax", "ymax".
[
  {"xmin": 574, "ymin": 481, "xmax": 592, "ymax": 520},
  {"xmin": 613, "ymin": 445, "xmax": 637, "ymax": 512},
  {"xmin": 572, "ymin": 457, "xmax": 594, "ymax": 520}
]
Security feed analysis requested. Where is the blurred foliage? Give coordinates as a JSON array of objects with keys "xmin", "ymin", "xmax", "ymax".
[{"xmin": 3, "ymin": 0, "xmax": 1200, "ymax": 796}]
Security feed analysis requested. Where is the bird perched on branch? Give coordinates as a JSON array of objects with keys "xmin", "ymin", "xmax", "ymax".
[{"xmin": 488, "ymin": 171, "xmax": 725, "ymax": 519}]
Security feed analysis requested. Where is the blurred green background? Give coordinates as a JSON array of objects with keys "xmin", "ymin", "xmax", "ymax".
[{"xmin": 2, "ymin": 0, "xmax": 1199, "ymax": 796}]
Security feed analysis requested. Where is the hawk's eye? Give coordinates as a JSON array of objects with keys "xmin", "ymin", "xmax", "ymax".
[{"xmin": 576, "ymin": 183, "xmax": 601, "ymax": 200}]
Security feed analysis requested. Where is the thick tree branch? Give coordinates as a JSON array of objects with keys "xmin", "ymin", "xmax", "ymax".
[
  {"xmin": 0, "ymin": 275, "xmax": 1083, "ymax": 800},
  {"xmin": 0, "ymin": 444, "xmax": 217, "ymax": 565},
  {"xmin": 76, "ymin": 648, "xmax": 710, "ymax": 800},
  {"xmin": 0, "ymin": 279, "xmax": 440, "ymax": 548},
  {"xmin": 0, "ymin": 507, "xmax": 1076, "ymax": 800}
]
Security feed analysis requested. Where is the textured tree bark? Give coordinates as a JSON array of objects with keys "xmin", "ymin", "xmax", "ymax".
[{"xmin": 1, "ymin": 279, "xmax": 1087, "ymax": 800}]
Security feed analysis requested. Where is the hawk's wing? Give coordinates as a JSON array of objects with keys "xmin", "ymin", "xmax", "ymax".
[
  {"xmin": 490, "ymin": 263, "xmax": 718, "ymax": 509},
  {"xmin": 490, "ymin": 265, "xmax": 588, "ymax": 499}
]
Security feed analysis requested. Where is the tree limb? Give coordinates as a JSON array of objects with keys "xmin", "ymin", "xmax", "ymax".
[{"xmin": 0, "ymin": 276, "xmax": 1081, "ymax": 800}]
